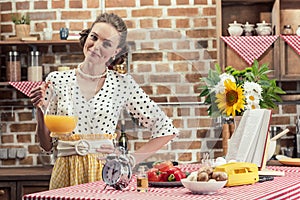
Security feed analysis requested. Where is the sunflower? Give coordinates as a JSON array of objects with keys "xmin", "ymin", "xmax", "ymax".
[{"xmin": 215, "ymin": 79, "xmax": 245, "ymax": 117}]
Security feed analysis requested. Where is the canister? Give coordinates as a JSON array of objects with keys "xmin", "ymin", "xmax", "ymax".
[
  {"xmin": 27, "ymin": 51, "xmax": 43, "ymax": 82},
  {"xmin": 6, "ymin": 51, "xmax": 21, "ymax": 82}
]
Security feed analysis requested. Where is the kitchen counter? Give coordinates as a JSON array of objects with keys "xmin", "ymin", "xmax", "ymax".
[
  {"xmin": 0, "ymin": 166, "xmax": 52, "ymax": 180},
  {"xmin": 0, "ymin": 166, "xmax": 52, "ymax": 200}
]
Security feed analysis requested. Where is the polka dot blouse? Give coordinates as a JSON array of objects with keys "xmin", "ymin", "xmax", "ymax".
[{"xmin": 44, "ymin": 69, "xmax": 179, "ymax": 139}]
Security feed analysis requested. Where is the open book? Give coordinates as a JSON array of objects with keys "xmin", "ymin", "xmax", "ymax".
[{"xmin": 225, "ymin": 109, "xmax": 272, "ymax": 169}]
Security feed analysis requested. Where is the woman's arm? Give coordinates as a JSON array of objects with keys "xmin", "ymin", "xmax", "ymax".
[
  {"xmin": 132, "ymin": 134, "xmax": 175, "ymax": 164},
  {"xmin": 35, "ymin": 107, "xmax": 52, "ymax": 151},
  {"xmin": 30, "ymin": 83, "xmax": 52, "ymax": 151}
]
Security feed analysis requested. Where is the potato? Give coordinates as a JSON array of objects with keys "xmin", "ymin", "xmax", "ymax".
[
  {"xmin": 212, "ymin": 172, "xmax": 228, "ymax": 181},
  {"xmin": 187, "ymin": 172, "xmax": 198, "ymax": 181},
  {"xmin": 198, "ymin": 166, "xmax": 213, "ymax": 176},
  {"xmin": 197, "ymin": 171, "xmax": 209, "ymax": 182}
]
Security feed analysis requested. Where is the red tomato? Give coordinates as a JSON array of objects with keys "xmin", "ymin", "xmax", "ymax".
[
  {"xmin": 166, "ymin": 166, "xmax": 180, "ymax": 175},
  {"xmin": 174, "ymin": 170, "xmax": 184, "ymax": 181},
  {"xmin": 147, "ymin": 168, "xmax": 161, "ymax": 182},
  {"xmin": 180, "ymin": 171, "xmax": 186, "ymax": 179},
  {"xmin": 153, "ymin": 161, "xmax": 173, "ymax": 172},
  {"xmin": 160, "ymin": 172, "xmax": 169, "ymax": 182}
]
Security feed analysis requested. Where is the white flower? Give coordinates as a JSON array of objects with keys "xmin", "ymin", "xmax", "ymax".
[
  {"xmin": 243, "ymin": 81, "xmax": 263, "ymax": 110},
  {"xmin": 245, "ymin": 100, "xmax": 260, "ymax": 110},
  {"xmin": 244, "ymin": 81, "xmax": 262, "ymax": 97},
  {"xmin": 245, "ymin": 94, "xmax": 260, "ymax": 104},
  {"xmin": 213, "ymin": 73, "xmax": 235, "ymax": 94}
]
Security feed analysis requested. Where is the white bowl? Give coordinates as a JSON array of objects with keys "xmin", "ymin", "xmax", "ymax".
[{"xmin": 181, "ymin": 178, "xmax": 227, "ymax": 194}]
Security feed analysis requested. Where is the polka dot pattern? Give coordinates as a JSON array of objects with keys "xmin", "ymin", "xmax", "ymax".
[{"xmin": 45, "ymin": 69, "xmax": 179, "ymax": 138}]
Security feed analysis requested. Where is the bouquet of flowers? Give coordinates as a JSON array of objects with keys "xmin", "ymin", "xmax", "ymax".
[{"xmin": 199, "ymin": 60, "xmax": 286, "ymax": 118}]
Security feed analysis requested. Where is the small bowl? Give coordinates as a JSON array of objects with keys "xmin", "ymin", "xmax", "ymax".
[{"xmin": 181, "ymin": 178, "xmax": 227, "ymax": 194}]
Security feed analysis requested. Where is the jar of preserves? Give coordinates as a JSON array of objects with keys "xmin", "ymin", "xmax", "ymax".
[
  {"xmin": 6, "ymin": 51, "xmax": 21, "ymax": 82},
  {"xmin": 283, "ymin": 25, "xmax": 294, "ymax": 35}
]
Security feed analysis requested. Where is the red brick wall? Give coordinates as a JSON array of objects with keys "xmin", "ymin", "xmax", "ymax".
[{"xmin": 0, "ymin": 0, "xmax": 297, "ymax": 167}]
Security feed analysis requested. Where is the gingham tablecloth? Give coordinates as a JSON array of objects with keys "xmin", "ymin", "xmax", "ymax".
[
  {"xmin": 23, "ymin": 164, "xmax": 300, "ymax": 200},
  {"xmin": 9, "ymin": 81, "xmax": 44, "ymax": 97},
  {"xmin": 280, "ymin": 35, "xmax": 300, "ymax": 55},
  {"xmin": 221, "ymin": 36, "xmax": 279, "ymax": 66}
]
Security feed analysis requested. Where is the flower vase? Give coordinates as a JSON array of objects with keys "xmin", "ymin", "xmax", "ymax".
[
  {"xmin": 222, "ymin": 116, "xmax": 242, "ymax": 156},
  {"xmin": 233, "ymin": 116, "xmax": 242, "ymax": 132},
  {"xmin": 222, "ymin": 120, "xmax": 230, "ymax": 156}
]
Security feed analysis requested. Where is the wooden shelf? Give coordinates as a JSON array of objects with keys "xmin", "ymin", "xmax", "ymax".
[
  {"xmin": 0, "ymin": 82, "xmax": 10, "ymax": 86},
  {"xmin": 0, "ymin": 40, "xmax": 79, "ymax": 46}
]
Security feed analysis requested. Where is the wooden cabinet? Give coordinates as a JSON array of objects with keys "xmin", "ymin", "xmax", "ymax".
[
  {"xmin": 0, "ymin": 167, "xmax": 52, "ymax": 200},
  {"xmin": 216, "ymin": 0, "xmax": 300, "ymax": 81},
  {"xmin": 0, "ymin": 182, "xmax": 16, "ymax": 200},
  {"xmin": 17, "ymin": 180, "xmax": 50, "ymax": 200}
]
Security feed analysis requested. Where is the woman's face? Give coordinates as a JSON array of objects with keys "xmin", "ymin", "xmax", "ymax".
[{"xmin": 83, "ymin": 22, "xmax": 121, "ymax": 65}]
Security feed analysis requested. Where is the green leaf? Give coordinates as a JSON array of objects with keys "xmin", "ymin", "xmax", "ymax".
[
  {"xmin": 215, "ymin": 63, "xmax": 222, "ymax": 74},
  {"xmin": 274, "ymin": 87, "xmax": 286, "ymax": 94},
  {"xmin": 199, "ymin": 88, "xmax": 209, "ymax": 97}
]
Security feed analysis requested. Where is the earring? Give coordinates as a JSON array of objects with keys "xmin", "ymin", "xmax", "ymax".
[{"xmin": 112, "ymin": 55, "xmax": 115, "ymax": 60}]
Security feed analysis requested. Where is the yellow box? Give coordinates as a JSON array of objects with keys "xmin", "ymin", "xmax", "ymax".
[{"xmin": 214, "ymin": 162, "xmax": 259, "ymax": 187}]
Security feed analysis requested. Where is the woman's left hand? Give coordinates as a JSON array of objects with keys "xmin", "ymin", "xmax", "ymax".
[{"xmin": 96, "ymin": 144, "xmax": 115, "ymax": 159}]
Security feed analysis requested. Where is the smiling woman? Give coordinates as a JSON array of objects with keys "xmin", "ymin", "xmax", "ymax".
[{"xmin": 29, "ymin": 12, "xmax": 178, "ymax": 190}]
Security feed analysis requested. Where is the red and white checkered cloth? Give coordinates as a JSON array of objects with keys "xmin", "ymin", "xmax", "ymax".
[
  {"xmin": 23, "ymin": 164, "xmax": 300, "ymax": 200},
  {"xmin": 9, "ymin": 81, "xmax": 44, "ymax": 97},
  {"xmin": 280, "ymin": 35, "xmax": 300, "ymax": 55},
  {"xmin": 221, "ymin": 36, "xmax": 279, "ymax": 66}
]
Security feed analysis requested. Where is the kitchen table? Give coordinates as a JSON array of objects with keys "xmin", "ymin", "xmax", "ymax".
[{"xmin": 23, "ymin": 164, "xmax": 300, "ymax": 200}]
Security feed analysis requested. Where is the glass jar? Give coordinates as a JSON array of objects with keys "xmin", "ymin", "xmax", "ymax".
[
  {"xmin": 136, "ymin": 165, "xmax": 149, "ymax": 192},
  {"xmin": 29, "ymin": 50, "xmax": 40, "ymax": 67},
  {"xmin": 283, "ymin": 25, "xmax": 294, "ymax": 35},
  {"xmin": 28, "ymin": 51, "xmax": 43, "ymax": 82},
  {"xmin": 6, "ymin": 51, "xmax": 21, "ymax": 82}
]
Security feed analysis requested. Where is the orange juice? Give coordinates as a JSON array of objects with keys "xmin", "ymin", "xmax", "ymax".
[{"xmin": 44, "ymin": 115, "xmax": 78, "ymax": 134}]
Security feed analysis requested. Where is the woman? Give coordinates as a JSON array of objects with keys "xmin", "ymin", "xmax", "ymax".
[{"xmin": 30, "ymin": 13, "xmax": 178, "ymax": 190}]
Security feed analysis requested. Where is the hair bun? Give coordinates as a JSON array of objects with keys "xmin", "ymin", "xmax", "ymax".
[{"xmin": 79, "ymin": 28, "xmax": 91, "ymax": 47}]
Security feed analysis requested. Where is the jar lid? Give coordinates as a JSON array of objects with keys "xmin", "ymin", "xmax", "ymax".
[
  {"xmin": 256, "ymin": 20, "xmax": 271, "ymax": 26},
  {"xmin": 243, "ymin": 21, "xmax": 254, "ymax": 27},
  {"xmin": 30, "ymin": 51, "xmax": 40, "ymax": 55},
  {"xmin": 229, "ymin": 20, "xmax": 242, "ymax": 26},
  {"xmin": 284, "ymin": 25, "xmax": 292, "ymax": 28}
]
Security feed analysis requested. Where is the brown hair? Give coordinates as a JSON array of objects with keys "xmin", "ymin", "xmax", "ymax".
[{"xmin": 79, "ymin": 13, "xmax": 128, "ymax": 68}]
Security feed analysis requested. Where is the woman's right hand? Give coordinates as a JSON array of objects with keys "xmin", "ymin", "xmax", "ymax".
[{"xmin": 29, "ymin": 82, "xmax": 49, "ymax": 108}]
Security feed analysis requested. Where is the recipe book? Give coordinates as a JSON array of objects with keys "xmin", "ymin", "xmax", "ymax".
[{"xmin": 225, "ymin": 109, "xmax": 272, "ymax": 169}]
